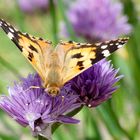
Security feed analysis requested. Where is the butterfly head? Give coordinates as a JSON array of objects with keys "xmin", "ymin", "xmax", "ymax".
[{"xmin": 45, "ymin": 87, "xmax": 60, "ymax": 97}]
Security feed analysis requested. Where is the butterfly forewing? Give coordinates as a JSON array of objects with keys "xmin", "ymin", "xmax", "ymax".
[
  {"xmin": 61, "ymin": 38, "xmax": 129, "ymax": 83},
  {"xmin": 0, "ymin": 19, "xmax": 52, "ymax": 81},
  {"xmin": 0, "ymin": 19, "xmax": 129, "ymax": 96}
]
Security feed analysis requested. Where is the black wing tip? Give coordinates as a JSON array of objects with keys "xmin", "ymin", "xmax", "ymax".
[
  {"xmin": 0, "ymin": 18, "xmax": 4, "ymax": 22},
  {"xmin": 0, "ymin": 19, "xmax": 5, "ymax": 26},
  {"xmin": 0, "ymin": 18, "xmax": 19, "ymax": 35},
  {"xmin": 0, "ymin": 18, "xmax": 9, "ymax": 26}
]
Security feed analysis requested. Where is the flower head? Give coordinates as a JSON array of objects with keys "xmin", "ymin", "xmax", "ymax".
[
  {"xmin": 60, "ymin": 0, "xmax": 132, "ymax": 41},
  {"xmin": 0, "ymin": 59, "xmax": 123, "ymax": 139},
  {"xmin": 0, "ymin": 74, "xmax": 80, "ymax": 138},
  {"xmin": 17, "ymin": 0, "xmax": 49, "ymax": 13},
  {"xmin": 68, "ymin": 59, "xmax": 123, "ymax": 107}
]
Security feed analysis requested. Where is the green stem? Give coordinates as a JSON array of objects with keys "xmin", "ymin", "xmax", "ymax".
[
  {"xmin": 0, "ymin": 56, "xmax": 21, "ymax": 78},
  {"xmin": 0, "ymin": 112, "xmax": 19, "ymax": 136},
  {"xmin": 97, "ymin": 106, "xmax": 119, "ymax": 140},
  {"xmin": 58, "ymin": 0, "xmax": 77, "ymax": 41},
  {"xmin": 14, "ymin": 2, "xmax": 26, "ymax": 31},
  {"xmin": 106, "ymin": 102, "xmax": 133, "ymax": 140},
  {"xmin": 85, "ymin": 109, "xmax": 102, "ymax": 139},
  {"xmin": 121, "ymin": 0, "xmax": 138, "ymax": 25},
  {"xmin": 38, "ymin": 135, "xmax": 48, "ymax": 140},
  {"xmin": 97, "ymin": 104, "xmax": 133, "ymax": 140},
  {"xmin": 49, "ymin": 0, "xmax": 58, "ymax": 45}
]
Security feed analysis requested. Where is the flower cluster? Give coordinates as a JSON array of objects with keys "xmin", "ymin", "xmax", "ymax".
[
  {"xmin": 17, "ymin": 0, "xmax": 49, "ymax": 13},
  {"xmin": 60, "ymin": 0, "xmax": 131, "ymax": 42},
  {"xmin": 69, "ymin": 59, "xmax": 122, "ymax": 107},
  {"xmin": 0, "ymin": 59, "xmax": 122, "ymax": 138},
  {"xmin": 0, "ymin": 74, "xmax": 80, "ymax": 139}
]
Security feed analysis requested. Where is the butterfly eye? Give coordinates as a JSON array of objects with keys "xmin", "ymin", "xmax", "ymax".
[{"xmin": 47, "ymin": 87, "xmax": 60, "ymax": 96}]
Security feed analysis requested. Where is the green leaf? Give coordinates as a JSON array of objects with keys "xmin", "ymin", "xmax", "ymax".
[{"xmin": 57, "ymin": 0, "xmax": 78, "ymax": 41}]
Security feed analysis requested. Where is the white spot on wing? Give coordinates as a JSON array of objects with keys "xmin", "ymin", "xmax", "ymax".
[
  {"xmin": 9, "ymin": 27, "xmax": 14, "ymax": 33},
  {"xmin": 101, "ymin": 45, "xmax": 108, "ymax": 49},
  {"xmin": 96, "ymin": 43, "xmax": 101, "ymax": 46},
  {"xmin": 117, "ymin": 44, "xmax": 123, "ymax": 49},
  {"xmin": 86, "ymin": 43, "xmax": 91, "ymax": 46},
  {"xmin": 105, "ymin": 41, "xmax": 110, "ymax": 43},
  {"xmin": 102, "ymin": 50, "xmax": 110, "ymax": 57},
  {"xmin": 7, "ymin": 32, "xmax": 14, "ymax": 40},
  {"xmin": 4, "ymin": 23, "xmax": 7, "ymax": 26},
  {"xmin": 0, "ymin": 21, "xmax": 2, "ymax": 26}
]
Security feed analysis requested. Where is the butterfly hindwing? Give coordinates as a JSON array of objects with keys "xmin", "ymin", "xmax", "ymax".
[
  {"xmin": 61, "ymin": 38, "xmax": 129, "ymax": 83},
  {"xmin": 0, "ymin": 19, "xmax": 52, "ymax": 81}
]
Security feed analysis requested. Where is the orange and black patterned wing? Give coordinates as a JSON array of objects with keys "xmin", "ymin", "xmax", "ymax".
[
  {"xmin": 60, "ymin": 38, "xmax": 129, "ymax": 84},
  {"xmin": 0, "ymin": 19, "xmax": 52, "ymax": 81}
]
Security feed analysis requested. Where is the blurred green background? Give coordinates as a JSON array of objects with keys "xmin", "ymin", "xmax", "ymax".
[{"xmin": 0, "ymin": 0, "xmax": 140, "ymax": 140}]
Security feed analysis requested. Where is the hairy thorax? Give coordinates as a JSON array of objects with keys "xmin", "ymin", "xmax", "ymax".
[{"xmin": 44, "ymin": 51, "xmax": 63, "ymax": 96}]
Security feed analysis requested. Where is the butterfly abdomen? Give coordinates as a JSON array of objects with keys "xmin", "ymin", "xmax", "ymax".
[{"xmin": 44, "ymin": 51, "xmax": 63, "ymax": 96}]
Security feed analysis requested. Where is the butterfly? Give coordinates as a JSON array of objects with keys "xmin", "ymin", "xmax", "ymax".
[{"xmin": 0, "ymin": 19, "xmax": 129, "ymax": 96}]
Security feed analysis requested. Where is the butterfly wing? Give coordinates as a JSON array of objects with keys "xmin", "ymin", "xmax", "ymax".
[
  {"xmin": 0, "ymin": 19, "xmax": 52, "ymax": 81},
  {"xmin": 55, "ymin": 40, "xmax": 80, "ymax": 66},
  {"xmin": 60, "ymin": 38, "xmax": 129, "ymax": 84}
]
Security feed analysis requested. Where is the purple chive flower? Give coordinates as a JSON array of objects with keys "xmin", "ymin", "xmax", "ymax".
[
  {"xmin": 60, "ymin": 0, "xmax": 132, "ymax": 41},
  {"xmin": 17, "ymin": 0, "xmax": 49, "ymax": 13},
  {"xmin": 68, "ymin": 59, "xmax": 123, "ymax": 107},
  {"xmin": 0, "ymin": 74, "xmax": 81, "ymax": 139}
]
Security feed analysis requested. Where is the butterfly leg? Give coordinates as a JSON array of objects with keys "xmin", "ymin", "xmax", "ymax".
[
  {"xmin": 28, "ymin": 86, "xmax": 41, "ymax": 90},
  {"xmin": 23, "ymin": 86, "xmax": 41, "ymax": 93},
  {"xmin": 51, "ymin": 95, "xmax": 65, "ymax": 115}
]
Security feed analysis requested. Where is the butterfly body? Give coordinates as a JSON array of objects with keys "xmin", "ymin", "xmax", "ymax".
[
  {"xmin": 0, "ymin": 19, "xmax": 129, "ymax": 96},
  {"xmin": 44, "ymin": 50, "xmax": 63, "ymax": 96}
]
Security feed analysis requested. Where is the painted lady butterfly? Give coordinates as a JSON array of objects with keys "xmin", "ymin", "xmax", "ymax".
[{"xmin": 0, "ymin": 19, "xmax": 129, "ymax": 96}]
